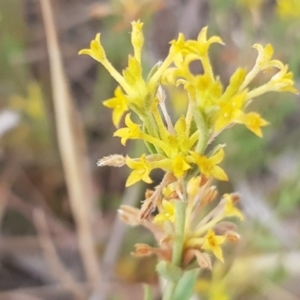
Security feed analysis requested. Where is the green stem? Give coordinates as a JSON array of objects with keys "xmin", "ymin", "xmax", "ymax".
[
  {"xmin": 162, "ymin": 282, "xmax": 176, "ymax": 300},
  {"xmin": 144, "ymin": 284, "xmax": 154, "ymax": 300},
  {"xmin": 162, "ymin": 194, "xmax": 187, "ymax": 300},
  {"xmin": 172, "ymin": 200, "xmax": 187, "ymax": 266},
  {"xmin": 193, "ymin": 109, "xmax": 209, "ymax": 154}
]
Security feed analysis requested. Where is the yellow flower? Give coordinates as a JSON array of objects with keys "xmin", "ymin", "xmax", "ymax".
[
  {"xmin": 186, "ymin": 26, "xmax": 224, "ymax": 59},
  {"xmin": 195, "ymin": 74, "xmax": 223, "ymax": 110},
  {"xmin": 169, "ymin": 33, "xmax": 188, "ymax": 65},
  {"xmin": 154, "ymin": 199, "xmax": 176, "ymax": 224},
  {"xmin": 131, "ymin": 20, "xmax": 144, "ymax": 63},
  {"xmin": 244, "ymin": 50, "xmax": 297, "ymax": 99},
  {"xmin": 221, "ymin": 68, "xmax": 247, "ymax": 101},
  {"xmin": 114, "ymin": 114, "xmax": 143, "ymax": 145},
  {"xmin": 186, "ymin": 27, "xmax": 223, "ymax": 79},
  {"xmin": 224, "ymin": 194, "xmax": 244, "ymax": 220},
  {"xmin": 172, "ymin": 155, "xmax": 191, "ymax": 178},
  {"xmin": 103, "ymin": 86, "xmax": 129, "ymax": 127},
  {"xmin": 242, "ymin": 44, "xmax": 284, "ymax": 90},
  {"xmin": 253, "ymin": 43, "xmax": 281, "ymax": 70},
  {"xmin": 242, "ymin": 112, "xmax": 269, "ymax": 137},
  {"xmin": 268, "ymin": 64, "xmax": 298, "ymax": 94},
  {"xmin": 78, "ymin": 33, "xmax": 106, "ymax": 62},
  {"xmin": 122, "ymin": 56, "xmax": 147, "ymax": 105},
  {"xmin": 214, "ymin": 92, "xmax": 246, "ymax": 132},
  {"xmin": 202, "ymin": 229, "xmax": 226, "ymax": 262},
  {"xmin": 79, "ymin": 32, "xmax": 135, "ymax": 96},
  {"xmin": 191, "ymin": 149, "xmax": 228, "ymax": 181},
  {"xmin": 162, "ymin": 55, "xmax": 194, "ymax": 86},
  {"xmin": 126, "ymin": 154, "xmax": 153, "ymax": 186},
  {"xmin": 187, "ymin": 176, "xmax": 202, "ymax": 200}
]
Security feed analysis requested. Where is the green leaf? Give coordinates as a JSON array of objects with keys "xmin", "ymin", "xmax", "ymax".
[
  {"xmin": 173, "ymin": 268, "xmax": 200, "ymax": 300},
  {"xmin": 156, "ymin": 261, "xmax": 183, "ymax": 282}
]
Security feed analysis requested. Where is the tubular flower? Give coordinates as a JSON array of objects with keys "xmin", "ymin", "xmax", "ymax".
[
  {"xmin": 171, "ymin": 155, "xmax": 191, "ymax": 178},
  {"xmin": 242, "ymin": 112, "xmax": 269, "ymax": 137},
  {"xmin": 154, "ymin": 199, "xmax": 176, "ymax": 224},
  {"xmin": 213, "ymin": 92, "xmax": 246, "ymax": 132},
  {"xmin": 79, "ymin": 33, "xmax": 106, "ymax": 62},
  {"xmin": 125, "ymin": 154, "xmax": 153, "ymax": 186},
  {"xmin": 103, "ymin": 86, "xmax": 129, "ymax": 127},
  {"xmin": 223, "ymin": 194, "xmax": 244, "ymax": 220},
  {"xmin": 114, "ymin": 113, "xmax": 143, "ymax": 145},
  {"xmin": 191, "ymin": 149, "xmax": 228, "ymax": 181},
  {"xmin": 202, "ymin": 229, "xmax": 226, "ymax": 262}
]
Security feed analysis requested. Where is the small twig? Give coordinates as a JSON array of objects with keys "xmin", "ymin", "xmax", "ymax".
[{"xmin": 33, "ymin": 209, "xmax": 86, "ymax": 300}]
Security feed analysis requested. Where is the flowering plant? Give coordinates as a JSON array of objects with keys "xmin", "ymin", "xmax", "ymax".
[{"xmin": 80, "ymin": 21, "xmax": 297, "ymax": 299}]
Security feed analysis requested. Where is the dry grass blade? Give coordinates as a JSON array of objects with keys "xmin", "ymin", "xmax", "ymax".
[{"xmin": 38, "ymin": 0, "xmax": 101, "ymax": 289}]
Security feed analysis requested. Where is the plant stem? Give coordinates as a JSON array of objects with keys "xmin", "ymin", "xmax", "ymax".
[
  {"xmin": 194, "ymin": 109, "xmax": 209, "ymax": 154},
  {"xmin": 162, "ymin": 282, "xmax": 176, "ymax": 300},
  {"xmin": 162, "ymin": 194, "xmax": 187, "ymax": 300},
  {"xmin": 172, "ymin": 200, "xmax": 187, "ymax": 266},
  {"xmin": 144, "ymin": 284, "xmax": 154, "ymax": 300}
]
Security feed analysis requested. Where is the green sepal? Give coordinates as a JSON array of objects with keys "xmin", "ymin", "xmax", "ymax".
[{"xmin": 156, "ymin": 261, "xmax": 183, "ymax": 282}]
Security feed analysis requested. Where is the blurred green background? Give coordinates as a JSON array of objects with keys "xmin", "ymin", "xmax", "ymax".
[{"xmin": 0, "ymin": 0, "xmax": 299, "ymax": 299}]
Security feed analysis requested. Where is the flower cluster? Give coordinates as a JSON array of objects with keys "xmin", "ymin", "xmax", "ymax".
[
  {"xmin": 80, "ymin": 21, "xmax": 296, "ymax": 189},
  {"xmin": 80, "ymin": 21, "xmax": 296, "ymax": 269},
  {"xmin": 119, "ymin": 175, "xmax": 243, "ymax": 268}
]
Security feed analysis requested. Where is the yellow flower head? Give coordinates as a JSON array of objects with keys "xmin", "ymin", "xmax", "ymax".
[
  {"xmin": 191, "ymin": 149, "xmax": 228, "ymax": 181},
  {"xmin": 202, "ymin": 229, "xmax": 226, "ymax": 262},
  {"xmin": 172, "ymin": 155, "xmax": 191, "ymax": 178},
  {"xmin": 186, "ymin": 26, "xmax": 224, "ymax": 59},
  {"xmin": 126, "ymin": 154, "xmax": 153, "ymax": 186},
  {"xmin": 78, "ymin": 33, "xmax": 106, "ymax": 62},
  {"xmin": 224, "ymin": 194, "xmax": 244, "ymax": 221},
  {"xmin": 242, "ymin": 112, "xmax": 269, "ymax": 137},
  {"xmin": 214, "ymin": 92, "xmax": 246, "ymax": 132},
  {"xmin": 103, "ymin": 86, "xmax": 129, "ymax": 127},
  {"xmin": 154, "ymin": 199, "xmax": 176, "ymax": 224},
  {"xmin": 114, "ymin": 113, "xmax": 143, "ymax": 145}
]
